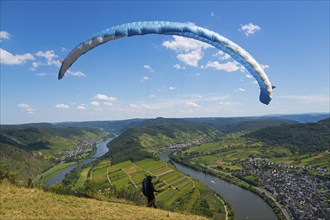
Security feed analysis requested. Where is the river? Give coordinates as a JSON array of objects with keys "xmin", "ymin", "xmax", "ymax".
[
  {"xmin": 45, "ymin": 139, "xmax": 110, "ymax": 186},
  {"xmin": 159, "ymin": 151, "xmax": 278, "ymax": 220}
]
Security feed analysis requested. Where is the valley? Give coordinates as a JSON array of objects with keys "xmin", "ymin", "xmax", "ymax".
[{"xmin": 1, "ymin": 113, "xmax": 329, "ymax": 220}]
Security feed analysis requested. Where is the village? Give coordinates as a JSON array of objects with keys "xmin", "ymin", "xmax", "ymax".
[
  {"xmin": 235, "ymin": 158, "xmax": 329, "ymax": 220},
  {"xmin": 58, "ymin": 139, "xmax": 98, "ymax": 161}
]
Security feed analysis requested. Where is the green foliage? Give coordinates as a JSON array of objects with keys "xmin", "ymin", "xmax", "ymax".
[
  {"xmin": 0, "ymin": 124, "xmax": 105, "ymax": 182},
  {"xmin": 247, "ymin": 118, "xmax": 330, "ymax": 153},
  {"xmin": 106, "ymin": 118, "xmax": 220, "ymax": 164},
  {"xmin": 0, "ymin": 165, "xmax": 17, "ymax": 184}
]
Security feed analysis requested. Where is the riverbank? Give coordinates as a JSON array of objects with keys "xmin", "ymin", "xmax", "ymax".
[
  {"xmin": 43, "ymin": 138, "xmax": 111, "ymax": 186},
  {"xmin": 169, "ymin": 153, "xmax": 288, "ymax": 220}
]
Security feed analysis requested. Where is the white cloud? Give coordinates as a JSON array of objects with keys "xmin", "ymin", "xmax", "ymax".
[
  {"xmin": 143, "ymin": 65, "xmax": 155, "ymax": 73},
  {"xmin": 177, "ymin": 50, "xmax": 203, "ymax": 67},
  {"xmin": 185, "ymin": 101, "xmax": 200, "ymax": 108},
  {"xmin": 61, "ymin": 47, "xmax": 67, "ymax": 52},
  {"xmin": 202, "ymin": 61, "xmax": 244, "ymax": 72},
  {"xmin": 91, "ymin": 101, "xmax": 100, "ymax": 106},
  {"xmin": 168, "ymin": 86, "xmax": 176, "ymax": 90},
  {"xmin": 245, "ymin": 74, "xmax": 253, "ymax": 79},
  {"xmin": 240, "ymin": 23, "xmax": 261, "ymax": 36},
  {"xmin": 213, "ymin": 51, "xmax": 231, "ymax": 60},
  {"xmin": 17, "ymin": 103, "xmax": 35, "ymax": 114},
  {"xmin": 219, "ymin": 101, "xmax": 241, "ymax": 106},
  {"xmin": 55, "ymin": 104, "xmax": 70, "ymax": 109},
  {"xmin": 0, "ymin": 48, "xmax": 35, "ymax": 65},
  {"xmin": 163, "ymin": 36, "xmax": 212, "ymax": 67},
  {"xmin": 67, "ymin": 70, "xmax": 86, "ymax": 77},
  {"xmin": 163, "ymin": 36, "xmax": 211, "ymax": 52},
  {"xmin": 93, "ymin": 93, "xmax": 117, "ymax": 101},
  {"xmin": 30, "ymin": 50, "xmax": 61, "ymax": 71},
  {"xmin": 36, "ymin": 73, "xmax": 47, "ymax": 77},
  {"xmin": 173, "ymin": 64, "xmax": 186, "ymax": 70},
  {"xmin": 211, "ymin": 12, "xmax": 215, "ymax": 17},
  {"xmin": 280, "ymin": 95, "xmax": 330, "ymax": 104},
  {"xmin": 140, "ymin": 76, "xmax": 150, "ymax": 82},
  {"xmin": 35, "ymin": 50, "xmax": 58, "ymax": 64},
  {"xmin": 235, "ymin": 88, "xmax": 246, "ymax": 92},
  {"xmin": 0, "ymin": 31, "xmax": 10, "ymax": 40},
  {"xmin": 129, "ymin": 103, "xmax": 159, "ymax": 110},
  {"xmin": 103, "ymin": 102, "xmax": 113, "ymax": 107},
  {"xmin": 260, "ymin": 64, "xmax": 270, "ymax": 70},
  {"xmin": 77, "ymin": 104, "xmax": 86, "ymax": 110}
]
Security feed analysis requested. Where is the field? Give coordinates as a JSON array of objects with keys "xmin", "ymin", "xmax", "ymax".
[
  {"xmin": 76, "ymin": 158, "xmax": 228, "ymax": 219},
  {"xmin": 184, "ymin": 133, "xmax": 330, "ymax": 174}
]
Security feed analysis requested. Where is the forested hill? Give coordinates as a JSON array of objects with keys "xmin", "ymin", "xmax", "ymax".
[
  {"xmin": 0, "ymin": 124, "xmax": 104, "ymax": 181},
  {"xmin": 183, "ymin": 117, "xmax": 295, "ymax": 133},
  {"xmin": 246, "ymin": 118, "xmax": 330, "ymax": 153},
  {"xmin": 52, "ymin": 119, "xmax": 144, "ymax": 134},
  {"xmin": 106, "ymin": 117, "xmax": 220, "ymax": 164}
]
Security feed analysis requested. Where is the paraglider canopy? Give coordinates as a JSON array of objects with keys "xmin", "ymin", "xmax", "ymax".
[{"xmin": 58, "ymin": 21, "xmax": 273, "ymax": 105}]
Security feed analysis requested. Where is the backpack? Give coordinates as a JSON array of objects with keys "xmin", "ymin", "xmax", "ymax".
[{"xmin": 142, "ymin": 177, "xmax": 149, "ymax": 197}]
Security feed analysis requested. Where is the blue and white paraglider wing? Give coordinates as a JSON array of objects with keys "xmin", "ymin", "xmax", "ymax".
[{"xmin": 58, "ymin": 21, "xmax": 273, "ymax": 105}]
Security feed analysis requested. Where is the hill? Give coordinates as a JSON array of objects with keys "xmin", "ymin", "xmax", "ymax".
[
  {"xmin": 53, "ymin": 118, "xmax": 144, "ymax": 134},
  {"xmin": 183, "ymin": 117, "xmax": 296, "ymax": 133},
  {"xmin": 246, "ymin": 118, "xmax": 330, "ymax": 153},
  {"xmin": 106, "ymin": 118, "xmax": 220, "ymax": 164},
  {"xmin": 0, "ymin": 181, "xmax": 207, "ymax": 220},
  {"xmin": 263, "ymin": 113, "xmax": 330, "ymax": 123},
  {"xmin": 0, "ymin": 124, "xmax": 105, "ymax": 181}
]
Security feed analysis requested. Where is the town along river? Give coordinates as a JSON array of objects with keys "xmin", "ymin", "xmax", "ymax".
[
  {"xmin": 159, "ymin": 151, "xmax": 278, "ymax": 220},
  {"xmin": 45, "ymin": 139, "xmax": 110, "ymax": 186}
]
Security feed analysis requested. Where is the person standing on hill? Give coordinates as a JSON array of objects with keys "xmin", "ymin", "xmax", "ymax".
[{"xmin": 142, "ymin": 175, "xmax": 159, "ymax": 208}]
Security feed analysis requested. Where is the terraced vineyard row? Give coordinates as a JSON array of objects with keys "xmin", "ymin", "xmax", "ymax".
[{"xmin": 78, "ymin": 158, "xmax": 227, "ymax": 219}]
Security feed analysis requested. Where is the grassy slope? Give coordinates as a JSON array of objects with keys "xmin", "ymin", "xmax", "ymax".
[{"xmin": 0, "ymin": 181, "xmax": 207, "ymax": 220}]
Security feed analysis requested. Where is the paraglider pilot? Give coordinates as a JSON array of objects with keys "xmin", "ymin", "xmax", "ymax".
[{"xmin": 142, "ymin": 175, "xmax": 159, "ymax": 208}]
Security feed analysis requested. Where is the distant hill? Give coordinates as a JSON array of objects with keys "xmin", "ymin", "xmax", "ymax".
[
  {"xmin": 246, "ymin": 118, "xmax": 330, "ymax": 153},
  {"xmin": 0, "ymin": 124, "xmax": 104, "ymax": 181},
  {"xmin": 106, "ymin": 118, "xmax": 220, "ymax": 164},
  {"xmin": 0, "ymin": 181, "xmax": 207, "ymax": 220},
  {"xmin": 52, "ymin": 119, "xmax": 144, "ymax": 134},
  {"xmin": 183, "ymin": 117, "xmax": 296, "ymax": 133},
  {"xmin": 263, "ymin": 113, "xmax": 330, "ymax": 123}
]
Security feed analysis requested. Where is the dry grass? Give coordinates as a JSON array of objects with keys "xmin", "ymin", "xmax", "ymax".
[{"xmin": 0, "ymin": 181, "xmax": 208, "ymax": 220}]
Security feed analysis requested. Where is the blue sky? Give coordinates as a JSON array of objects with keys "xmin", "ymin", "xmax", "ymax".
[{"xmin": 1, "ymin": 1, "xmax": 329, "ymax": 124}]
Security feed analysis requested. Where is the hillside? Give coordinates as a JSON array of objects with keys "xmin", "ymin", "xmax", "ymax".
[
  {"xmin": 0, "ymin": 181, "xmax": 207, "ymax": 220},
  {"xmin": 106, "ymin": 118, "xmax": 220, "ymax": 164},
  {"xmin": 0, "ymin": 125, "xmax": 105, "ymax": 181},
  {"xmin": 246, "ymin": 118, "xmax": 330, "ymax": 153}
]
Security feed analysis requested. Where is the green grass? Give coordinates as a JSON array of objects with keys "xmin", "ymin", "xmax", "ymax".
[
  {"xmin": 75, "ymin": 167, "xmax": 90, "ymax": 188},
  {"xmin": 0, "ymin": 181, "xmax": 208, "ymax": 220}
]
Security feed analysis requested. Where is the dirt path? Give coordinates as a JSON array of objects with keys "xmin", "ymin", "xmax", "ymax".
[
  {"xmin": 215, "ymin": 194, "xmax": 228, "ymax": 220},
  {"xmin": 121, "ymin": 168, "xmax": 139, "ymax": 189},
  {"xmin": 106, "ymin": 164, "xmax": 113, "ymax": 186}
]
